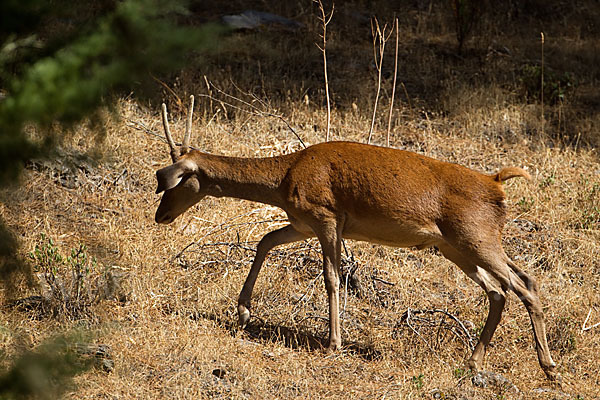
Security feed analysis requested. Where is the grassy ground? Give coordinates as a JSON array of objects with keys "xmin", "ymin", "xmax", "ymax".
[{"xmin": 1, "ymin": 1, "xmax": 599, "ymax": 398}]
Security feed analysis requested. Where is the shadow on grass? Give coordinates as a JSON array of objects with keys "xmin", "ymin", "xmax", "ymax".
[{"xmin": 188, "ymin": 311, "xmax": 382, "ymax": 362}]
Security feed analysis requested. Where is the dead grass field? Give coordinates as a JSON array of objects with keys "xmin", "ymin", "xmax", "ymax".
[{"xmin": 1, "ymin": 1, "xmax": 599, "ymax": 399}]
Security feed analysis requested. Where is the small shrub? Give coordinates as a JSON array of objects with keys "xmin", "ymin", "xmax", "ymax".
[{"xmin": 26, "ymin": 234, "xmax": 123, "ymax": 320}]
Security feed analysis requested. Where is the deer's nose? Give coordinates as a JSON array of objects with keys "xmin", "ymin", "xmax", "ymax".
[{"xmin": 155, "ymin": 212, "xmax": 173, "ymax": 224}]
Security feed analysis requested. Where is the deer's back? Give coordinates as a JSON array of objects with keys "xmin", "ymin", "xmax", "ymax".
[{"xmin": 280, "ymin": 142, "xmax": 508, "ymax": 247}]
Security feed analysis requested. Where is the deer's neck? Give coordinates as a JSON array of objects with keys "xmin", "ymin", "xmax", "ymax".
[{"xmin": 195, "ymin": 152, "xmax": 296, "ymax": 208}]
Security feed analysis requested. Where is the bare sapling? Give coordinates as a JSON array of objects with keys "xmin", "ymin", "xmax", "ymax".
[
  {"xmin": 154, "ymin": 97, "xmax": 559, "ymax": 381},
  {"xmin": 368, "ymin": 18, "xmax": 392, "ymax": 144},
  {"xmin": 315, "ymin": 0, "xmax": 334, "ymax": 142},
  {"xmin": 386, "ymin": 17, "xmax": 399, "ymax": 147}
]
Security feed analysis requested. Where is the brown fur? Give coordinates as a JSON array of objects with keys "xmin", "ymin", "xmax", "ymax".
[
  {"xmin": 155, "ymin": 103, "xmax": 558, "ymax": 381},
  {"xmin": 494, "ymin": 166, "xmax": 532, "ymax": 182}
]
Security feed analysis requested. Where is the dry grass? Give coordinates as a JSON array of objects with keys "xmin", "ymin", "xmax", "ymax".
[{"xmin": 1, "ymin": 2, "xmax": 600, "ymax": 399}]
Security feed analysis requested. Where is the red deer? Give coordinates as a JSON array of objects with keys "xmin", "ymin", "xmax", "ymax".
[{"xmin": 154, "ymin": 96, "xmax": 558, "ymax": 380}]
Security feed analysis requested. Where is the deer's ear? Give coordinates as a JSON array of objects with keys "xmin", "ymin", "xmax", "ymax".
[{"xmin": 155, "ymin": 159, "xmax": 197, "ymax": 194}]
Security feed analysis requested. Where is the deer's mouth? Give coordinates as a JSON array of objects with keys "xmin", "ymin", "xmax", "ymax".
[{"xmin": 155, "ymin": 212, "xmax": 174, "ymax": 224}]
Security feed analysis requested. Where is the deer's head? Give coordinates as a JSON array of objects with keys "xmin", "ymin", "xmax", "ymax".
[{"xmin": 155, "ymin": 96, "xmax": 205, "ymax": 224}]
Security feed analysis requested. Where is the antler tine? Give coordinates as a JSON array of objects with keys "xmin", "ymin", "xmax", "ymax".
[
  {"xmin": 182, "ymin": 95, "xmax": 194, "ymax": 154},
  {"xmin": 161, "ymin": 103, "xmax": 179, "ymax": 163}
]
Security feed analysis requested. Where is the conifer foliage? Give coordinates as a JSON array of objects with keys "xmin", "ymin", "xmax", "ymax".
[
  {"xmin": 0, "ymin": 0, "xmax": 220, "ymax": 185},
  {"xmin": 0, "ymin": 1, "xmax": 220, "ymax": 395}
]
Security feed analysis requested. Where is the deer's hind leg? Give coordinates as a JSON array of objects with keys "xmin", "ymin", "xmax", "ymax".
[
  {"xmin": 437, "ymin": 243, "xmax": 507, "ymax": 372},
  {"xmin": 317, "ymin": 223, "xmax": 344, "ymax": 350},
  {"xmin": 443, "ymin": 237, "xmax": 558, "ymax": 381}
]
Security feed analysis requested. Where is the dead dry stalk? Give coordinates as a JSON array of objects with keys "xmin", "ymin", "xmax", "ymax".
[
  {"xmin": 368, "ymin": 18, "xmax": 392, "ymax": 145},
  {"xmin": 582, "ymin": 308, "xmax": 600, "ymax": 332},
  {"xmin": 203, "ymin": 75, "xmax": 214, "ymax": 118},
  {"xmin": 540, "ymin": 32, "xmax": 545, "ymax": 138},
  {"xmin": 204, "ymin": 79, "xmax": 306, "ymax": 148},
  {"xmin": 386, "ymin": 18, "xmax": 399, "ymax": 147},
  {"xmin": 315, "ymin": 0, "xmax": 334, "ymax": 142}
]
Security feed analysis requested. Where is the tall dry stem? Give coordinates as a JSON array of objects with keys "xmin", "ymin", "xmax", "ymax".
[
  {"xmin": 540, "ymin": 32, "xmax": 545, "ymax": 138},
  {"xmin": 386, "ymin": 18, "xmax": 399, "ymax": 147},
  {"xmin": 368, "ymin": 18, "xmax": 392, "ymax": 144},
  {"xmin": 203, "ymin": 75, "xmax": 213, "ymax": 119},
  {"xmin": 315, "ymin": 0, "xmax": 334, "ymax": 142}
]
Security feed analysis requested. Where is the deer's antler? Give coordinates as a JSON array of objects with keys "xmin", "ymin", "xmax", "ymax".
[
  {"xmin": 161, "ymin": 95, "xmax": 195, "ymax": 162},
  {"xmin": 161, "ymin": 103, "xmax": 179, "ymax": 163},
  {"xmin": 182, "ymin": 95, "xmax": 194, "ymax": 155}
]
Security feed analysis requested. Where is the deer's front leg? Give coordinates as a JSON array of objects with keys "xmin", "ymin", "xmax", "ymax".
[{"xmin": 238, "ymin": 225, "xmax": 307, "ymax": 327}]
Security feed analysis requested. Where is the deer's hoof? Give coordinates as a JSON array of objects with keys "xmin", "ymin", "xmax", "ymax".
[
  {"xmin": 326, "ymin": 340, "xmax": 341, "ymax": 354},
  {"xmin": 544, "ymin": 365, "xmax": 562, "ymax": 383},
  {"xmin": 237, "ymin": 304, "xmax": 250, "ymax": 328},
  {"xmin": 466, "ymin": 358, "xmax": 481, "ymax": 373}
]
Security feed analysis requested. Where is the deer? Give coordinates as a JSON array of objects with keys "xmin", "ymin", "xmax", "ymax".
[{"xmin": 154, "ymin": 96, "xmax": 558, "ymax": 381}]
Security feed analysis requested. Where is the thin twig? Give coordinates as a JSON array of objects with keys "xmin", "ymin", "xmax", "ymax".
[
  {"xmin": 340, "ymin": 236, "xmax": 357, "ymax": 316},
  {"xmin": 203, "ymin": 75, "xmax": 213, "ymax": 116},
  {"xmin": 343, "ymin": 268, "xmax": 350, "ymax": 316},
  {"xmin": 400, "ymin": 308, "xmax": 475, "ymax": 351},
  {"xmin": 111, "ymin": 169, "xmax": 127, "ymax": 187},
  {"xmin": 540, "ymin": 32, "xmax": 545, "ymax": 137},
  {"xmin": 368, "ymin": 18, "xmax": 392, "ymax": 144},
  {"xmin": 386, "ymin": 18, "xmax": 399, "ymax": 147},
  {"xmin": 404, "ymin": 308, "xmax": 449, "ymax": 366},
  {"xmin": 126, "ymin": 119, "xmax": 199, "ymax": 151},
  {"xmin": 171, "ymin": 207, "xmax": 274, "ymax": 262},
  {"xmin": 228, "ymin": 78, "xmax": 271, "ymax": 111},
  {"xmin": 202, "ymin": 80, "xmax": 306, "ymax": 148},
  {"xmin": 153, "ymin": 74, "xmax": 305, "ymax": 148},
  {"xmin": 372, "ymin": 277, "xmax": 395, "ymax": 286},
  {"xmin": 400, "ymin": 82, "xmax": 412, "ymax": 112},
  {"xmin": 582, "ymin": 308, "xmax": 600, "ymax": 332},
  {"xmin": 151, "ymin": 74, "xmax": 182, "ymax": 110},
  {"xmin": 291, "ymin": 271, "xmax": 324, "ymax": 318},
  {"xmin": 315, "ymin": 0, "xmax": 334, "ymax": 142}
]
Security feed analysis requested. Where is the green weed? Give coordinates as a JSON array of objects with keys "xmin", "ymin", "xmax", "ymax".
[
  {"xmin": 412, "ymin": 373, "xmax": 424, "ymax": 390},
  {"xmin": 27, "ymin": 234, "xmax": 121, "ymax": 320}
]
